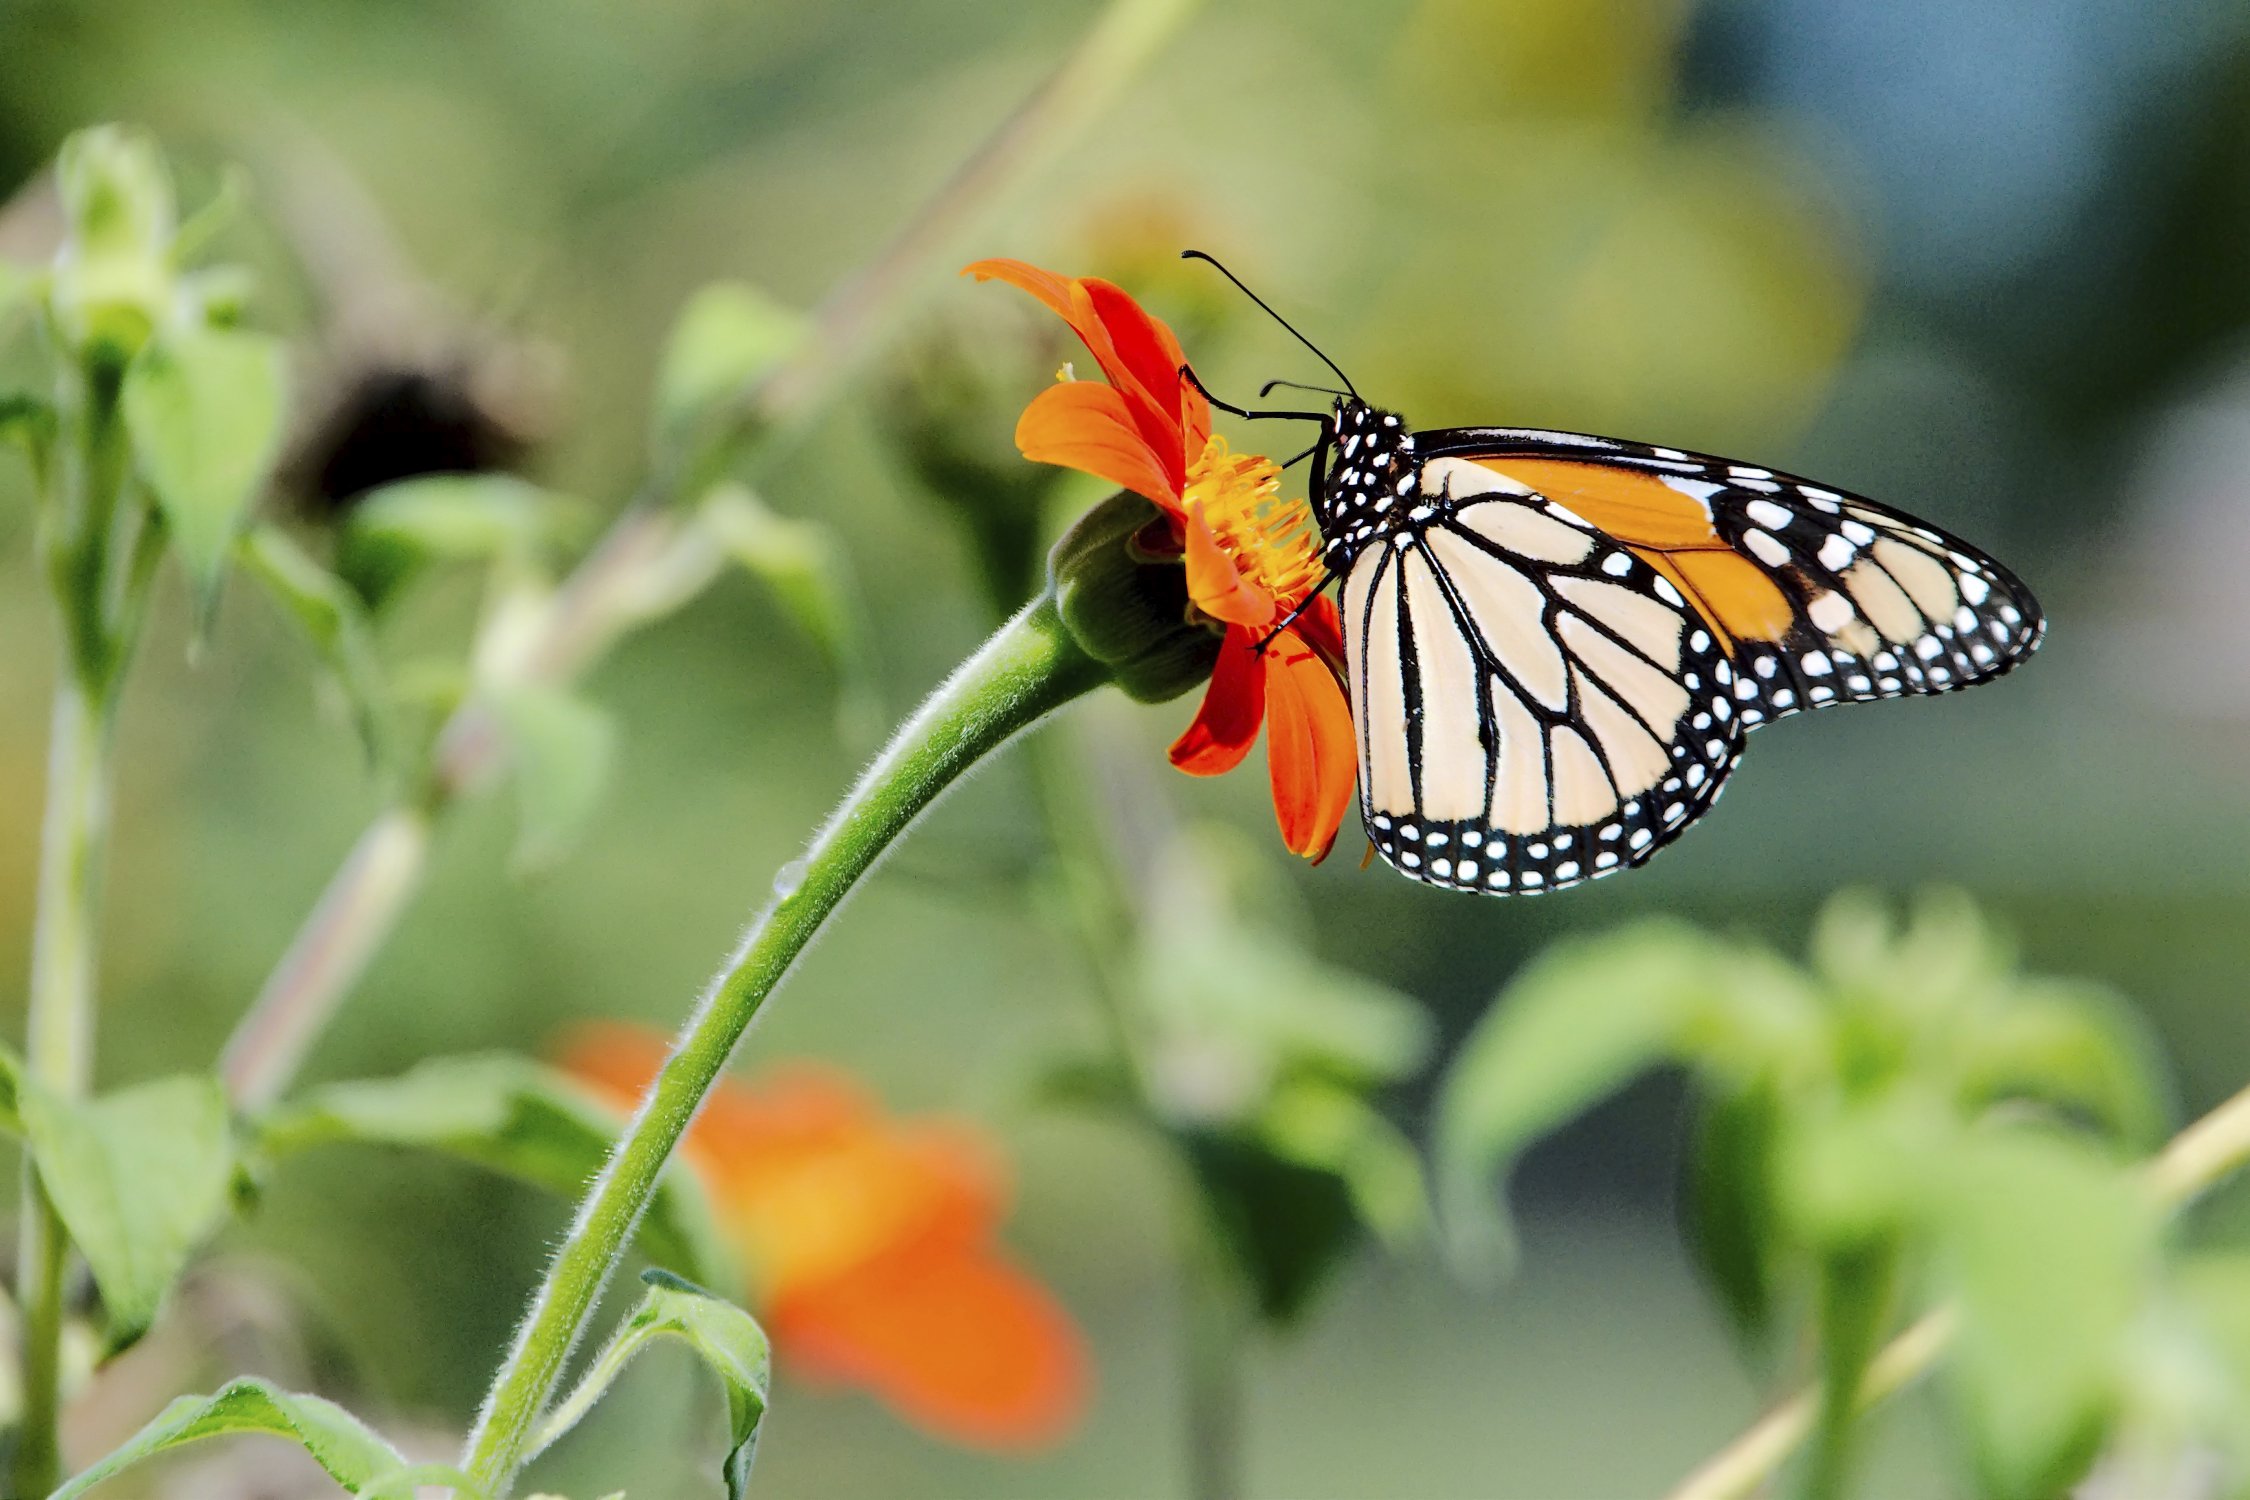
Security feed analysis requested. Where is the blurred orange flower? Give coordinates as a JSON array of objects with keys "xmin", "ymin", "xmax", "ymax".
[
  {"xmin": 965, "ymin": 258, "xmax": 1356, "ymax": 861},
  {"xmin": 557, "ymin": 1023, "xmax": 1089, "ymax": 1451}
]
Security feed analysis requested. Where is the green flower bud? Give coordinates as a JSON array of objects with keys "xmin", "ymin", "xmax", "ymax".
[
  {"xmin": 1047, "ymin": 490, "xmax": 1220, "ymax": 705},
  {"xmin": 49, "ymin": 125, "xmax": 178, "ymax": 366}
]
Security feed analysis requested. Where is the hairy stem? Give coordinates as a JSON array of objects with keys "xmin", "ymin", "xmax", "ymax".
[
  {"xmin": 459, "ymin": 596, "xmax": 1105, "ymax": 1495},
  {"xmin": 1667, "ymin": 1077, "xmax": 2250, "ymax": 1500}
]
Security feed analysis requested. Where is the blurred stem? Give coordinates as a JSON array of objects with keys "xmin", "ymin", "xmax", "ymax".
[
  {"xmin": 459, "ymin": 595, "xmax": 1106, "ymax": 1496},
  {"xmin": 218, "ymin": 0, "xmax": 1196, "ymax": 1110},
  {"xmin": 1799, "ymin": 1243, "xmax": 1897, "ymax": 1500},
  {"xmin": 15, "ymin": 358, "xmax": 137, "ymax": 1498},
  {"xmin": 218, "ymin": 807, "xmax": 434, "ymax": 1110},
  {"xmin": 1668, "ymin": 1076, "xmax": 2250, "ymax": 1500},
  {"xmin": 1180, "ymin": 1188, "xmax": 1248, "ymax": 1500}
]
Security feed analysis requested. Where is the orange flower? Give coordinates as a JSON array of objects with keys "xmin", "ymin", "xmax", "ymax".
[
  {"xmin": 965, "ymin": 258, "xmax": 1356, "ymax": 861},
  {"xmin": 558, "ymin": 1024, "xmax": 1090, "ymax": 1452}
]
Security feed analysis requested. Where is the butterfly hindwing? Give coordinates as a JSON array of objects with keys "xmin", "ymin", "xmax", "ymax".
[{"xmin": 1344, "ymin": 469, "xmax": 1748, "ymax": 895}]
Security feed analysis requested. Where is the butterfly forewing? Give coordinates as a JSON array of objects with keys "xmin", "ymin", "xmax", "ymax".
[{"xmin": 1327, "ymin": 413, "xmax": 2044, "ymax": 896}]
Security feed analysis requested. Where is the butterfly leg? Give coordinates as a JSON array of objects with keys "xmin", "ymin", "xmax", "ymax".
[{"xmin": 1254, "ymin": 571, "xmax": 1338, "ymax": 653}]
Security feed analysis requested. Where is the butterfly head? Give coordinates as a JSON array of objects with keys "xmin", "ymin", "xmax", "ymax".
[{"xmin": 1314, "ymin": 396, "xmax": 1416, "ymax": 569}]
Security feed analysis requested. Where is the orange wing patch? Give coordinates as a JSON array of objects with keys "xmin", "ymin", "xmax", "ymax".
[{"xmin": 1468, "ymin": 458, "xmax": 1796, "ymax": 646}]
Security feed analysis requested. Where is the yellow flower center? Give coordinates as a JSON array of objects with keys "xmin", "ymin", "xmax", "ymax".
[{"xmin": 1182, "ymin": 436, "xmax": 1325, "ymax": 608}]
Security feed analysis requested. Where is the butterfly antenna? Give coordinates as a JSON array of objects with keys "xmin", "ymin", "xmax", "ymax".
[
  {"xmin": 1181, "ymin": 249, "xmax": 1358, "ymax": 397},
  {"xmin": 1178, "ymin": 364, "xmax": 1324, "ymax": 425},
  {"xmin": 1261, "ymin": 378, "xmax": 1347, "ymax": 400}
]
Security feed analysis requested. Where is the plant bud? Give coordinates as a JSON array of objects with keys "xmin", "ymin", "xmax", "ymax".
[
  {"xmin": 1047, "ymin": 490, "xmax": 1221, "ymax": 705},
  {"xmin": 49, "ymin": 125, "xmax": 177, "ymax": 367}
]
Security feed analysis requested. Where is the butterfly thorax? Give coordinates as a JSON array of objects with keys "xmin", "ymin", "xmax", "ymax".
[{"xmin": 1315, "ymin": 397, "xmax": 1418, "ymax": 573}]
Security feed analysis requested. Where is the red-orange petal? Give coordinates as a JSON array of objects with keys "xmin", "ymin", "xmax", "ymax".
[
  {"xmin": 1262, "ymin": 627, "xmax": 1358, "ymax": 861},
  {"xmin": 1168, "ymin": 625, "xmax": 1264, "ymax": 775},
  {"xmin": 1080, "ymin": 277, "xmax": 1192, "ymax": 439},
  {"xmin": 1181, "ymin": 506, "xmax": 1277, "ymax": 629},
  {"xmin": 962, "ymin": 258, "xmax": 1078, "ymax": 320},
  {"xmin": 966, "ymin": 258, "xmax": 1199, "ymax": 495},
  {"xmin": 770, "ymin": 1242, "xmax": 1091, "ymax": 1451},
  {"xmin": 1015, "ymin": 381, "xmax": 1178, "ymax": 505}
]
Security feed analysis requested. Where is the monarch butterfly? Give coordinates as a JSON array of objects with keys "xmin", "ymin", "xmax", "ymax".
[{"xmin": 1183, "ymin": 253, "xmax": 2045, "ymax": 896}]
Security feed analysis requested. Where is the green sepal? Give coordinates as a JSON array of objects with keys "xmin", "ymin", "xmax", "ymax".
[{"xmin": 1047, "ymin": 490, "xmax": 1220, "ymax": 704}]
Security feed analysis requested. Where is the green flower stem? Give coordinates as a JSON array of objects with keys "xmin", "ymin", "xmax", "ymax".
[
  {"xmin": 1666, "ymin": 1076, "xmax": 2250, "ymax": 1500},
  {"xmin": 16, "ymin": 361, "xmax": 136, "ymax": 1499},
  {"xmin": 13, "ymin": 679, "xmax": 114, "ymax": 1496},
  {"xmin": 459, "ymin": 595, "xmax": 1106, "ymax": 1495}
]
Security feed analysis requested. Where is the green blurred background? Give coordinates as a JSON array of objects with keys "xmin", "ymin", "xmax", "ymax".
[{"xmin": 6, "ymin": 0, "xmax": 2250, "ymax": 1494}]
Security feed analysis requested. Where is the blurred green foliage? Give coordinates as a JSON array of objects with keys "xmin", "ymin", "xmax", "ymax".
[
  {"xmin": 1435, "ymin": 892, "xmax": 2250, "ymax": 1499},
  {"xmin": 0, "ymin": 0, "xmax": 2244, "ymax": 1496}
]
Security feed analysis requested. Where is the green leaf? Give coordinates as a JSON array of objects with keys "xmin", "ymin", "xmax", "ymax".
[
  {"xmin": 486, "ymin": 684, "xmax": 618, "ymax": 872},
  {"xmin": 22, "ymin": 1074, "xmax": 233, "ymax": 1350},
  {"xmin": 1952, "ymin": 978, "xmax": 2170, "ymax": 1151},
  {"xmin": 1255, "ymin": 1078, "xmax": 1428, "ymax": 1250},
  {"xmin": 529, "ymin": 1269, "xmax": 771, "ymax": 1499},
  {"xmin": 1186, "ymin": 1127, "xmax": 1364, "ymax": 1325},
  {"xmin": 699, "ymin": 485, "xmax": 881, "ymax": 744},
  {"xmin": 1434, "ymin": 921, "xmax": 1738, "ymax": 1270},
  {"xmin": 51, "ymin": 1377, "xmax": 425, "ymax": 1499},
  {"xmin": 1935, "ymin": 1127, "xmax": 2156, "ymax": 1500},
  {"xmin": 259, "ymin": 1055, "xmax": 735, "ymax": 1289},
  {"xmin": 336, "ymin": 474, "xmax": 579, "ymax": 610},
  {"xmin": 1775, "ymin": 1087, "xmax": 1953, "ymax": 1250},
  {"xmin": 237, "ymin": 525, "xmax": 393, "ymax": 767},
  {"xmin": 122, "ymin": 325, "xmax": 288, "ymax": 613},
  {"xmin": 655, "ymin": 281, "xmax": 805, "ymax": 452},
  {"xmin": 1684, "ymin": 1080, "xmax": 1787, "ymax": 1351},
  {"xmin": 1141, "ymin": 920, "xmax": 1432, "ymax": 1095}
]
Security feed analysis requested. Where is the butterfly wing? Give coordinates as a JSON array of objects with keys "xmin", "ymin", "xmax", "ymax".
[
  {"xmin": 1340, "ymin": 427, "xmax": 2044, "ymax": 895},
  {"xmin": 1341, "ymin": 479, "xmax": 1747, "ymax": 894}
]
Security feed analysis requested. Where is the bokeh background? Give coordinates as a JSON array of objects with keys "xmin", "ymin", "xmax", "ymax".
[{"xmin": 5, "ymin": 0, "xmax": 2250, "ymax": 1494}]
